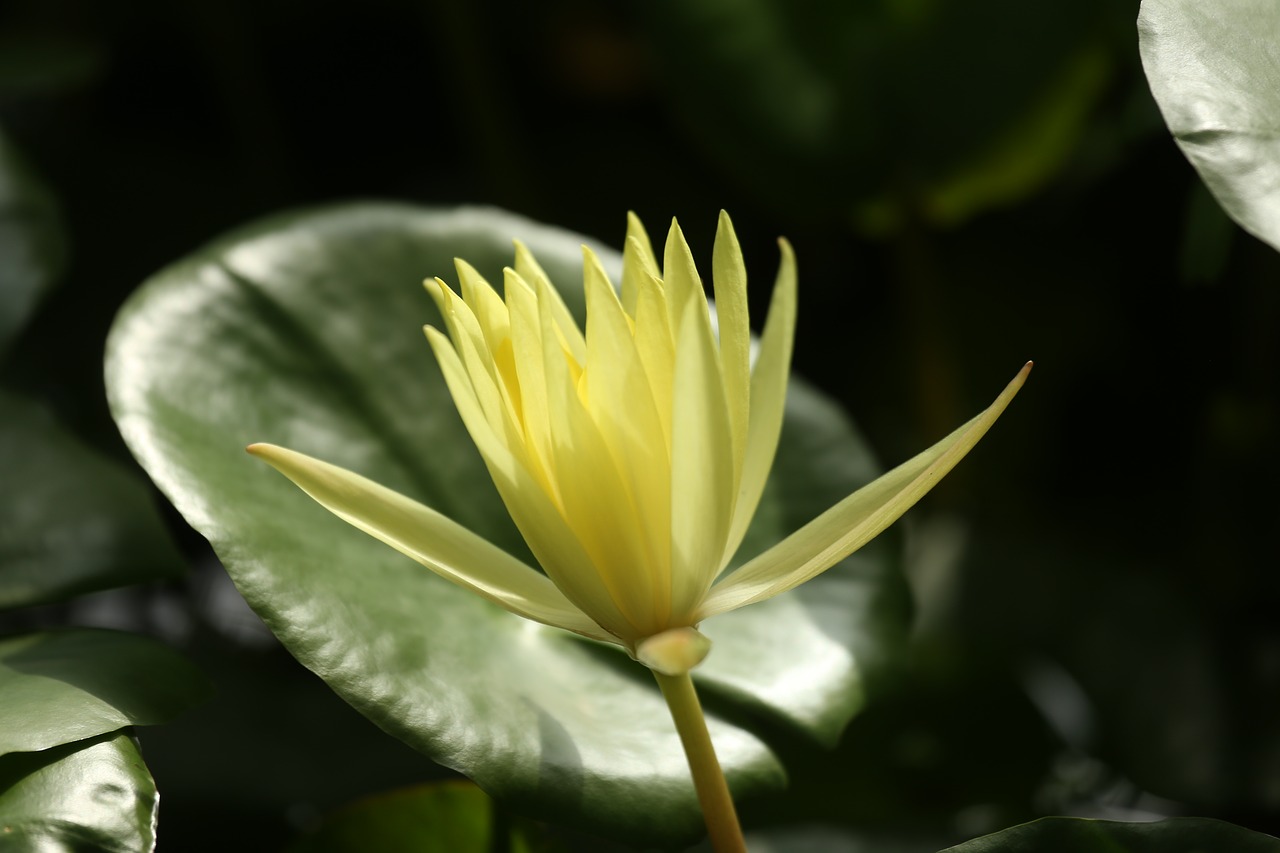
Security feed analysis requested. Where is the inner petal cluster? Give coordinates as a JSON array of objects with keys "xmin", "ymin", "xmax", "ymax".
[{"xmin": 424, "ymin": 213, "xmax": 795, "ymax": 646}]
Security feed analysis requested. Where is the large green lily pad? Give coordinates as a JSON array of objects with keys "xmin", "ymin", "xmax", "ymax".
[
  {"xmin": 104, "ymin": 203, "xmax": 908, "ymax": 843},
  {"xmin": 1140, "ymin": 0, "xmax": 1280, "ymax": 254},
  {"xmin": 0, "ymin": 390, "xmax": 185, "ymax": 610},
  {"xmin": 0, "ymin": 731, "xmax": 158, "ymax": 853},
  {"xmin": 939, "ymin": 816, "xmax": 1280, "ymax": 852},
  {"xmin": 0, "ymin": 629, "xmax": 210, "ymax": 756}
]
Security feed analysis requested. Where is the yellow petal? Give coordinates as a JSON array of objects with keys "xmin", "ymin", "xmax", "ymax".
[
  {"xmin": 534, "ymin": 279, "xmax": 656, "ymax": 639},
  {"xmin": 633, "ymin": 265, "xmax": 677, "ymax": 450},
  {"xmin": 699, "ymin": 362, "xmax": 1032, "ymax": 618},
  {"xmin": 502, "ymin": 269, "xmax": 557, "ymax": 493},
  {"xmin": 662, "ymin": 219, "xmax": 708, "ymax": 334},
  {"xmin": 582, "ymin": 248, "xmax": 673, "ymax": 623},
  {"xmin": 245, "ymin": 443, "xmax": 615, "ymax": 643},
  {"xmin": 431, "ymin": 321, "xmax": 637, "ymax": 641},
  {"xmin": 425, "ymin": 279, "xmax": 513, "ymax": 442},
  {"xmin": 620, "ymin": 211, "xmax": 659, "ymax": 317},
  {"xmin": 669, "ymin": 291, "xmax": 736, "ymax": 622},
  {"xmin": 455, "ymin": 260, "xmax": 522, "ymax": 418},
  {"xmin": 721, "ymin": 238, "xmax": 797, "ymax": 569},
  {"xmin": 423, "ymin": 325, "xmax": 516, "ymax": 476},
  {"xmin": 712, "ymin": 211, "xmax": 751, "ymax": 473},
  {"xmin": 513, "ymin": 239, "xmax": 586, "ymax": 364}
]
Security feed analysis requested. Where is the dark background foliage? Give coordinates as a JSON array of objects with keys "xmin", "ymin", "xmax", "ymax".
[{"xmin": 2, "ymin": 0, "xmax": 1278, "ymax": 849}]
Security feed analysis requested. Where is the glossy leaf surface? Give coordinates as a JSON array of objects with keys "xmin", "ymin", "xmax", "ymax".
[
  {"xmin": 105, "ymin": 204, "xmax": 909, "ymax": 842},
  {"xmin": 0, "ymin": 390, "xmax": 185, "ymax": 610},
  {"xmin": 1140, "ymin": 0, "xmax": 1280, "ymax": 253},
  {"xmin": 0, "ymin": 731, "xmax": 158, "ymax": 853},
  {"xmin": 0, "ymin": 629, "xmax": 210, "ymax": 756},
  {"xmin": 940, "ymin": 817, "xmax": 1280, "ymax": 852}
]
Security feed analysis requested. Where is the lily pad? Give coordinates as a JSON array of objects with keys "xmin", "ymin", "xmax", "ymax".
[
  {"xmin": 0, "ymin": 390, "xmax": 186, "ymax": 610},
  {"xmin": 939, "ymin": 816, "xmax": 1280, "ymax": 852},
  {"xmin": 1139, "ymin": 0, "xmax": 1280, "ymax": 253},
  {"xmin": 0, "ymin": 629, "xmax": 211, "ymax": 756},
  {"xmin": 104, "ymin": 203, "xmax": 909, "ymax": 842},
  {"xmin": 0, "ymin": 731, "xmax": 158, "ymax": 853}
]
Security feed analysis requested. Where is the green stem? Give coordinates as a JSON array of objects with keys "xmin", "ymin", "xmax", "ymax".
[{"xmin": 653, "ymin": 671, "xmax": 746, "ymax": 853}]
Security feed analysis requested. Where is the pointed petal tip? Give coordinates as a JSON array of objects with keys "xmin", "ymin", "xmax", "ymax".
[
  {"xmin": 424, "ymin": 277, "xmax": 451, "ymax": 303},
  {"xmin": 246, "ymin": 442, "xmax": 286, "ymax": 462},
  {"xmin": 1008, "ymin": 361, "xmax": 1034, "ymax": 393}
]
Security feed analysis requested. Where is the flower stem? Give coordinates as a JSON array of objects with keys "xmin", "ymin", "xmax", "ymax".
[{"xmin": 653, "ymin": 670, "xmax": 746, "ymax": 853}]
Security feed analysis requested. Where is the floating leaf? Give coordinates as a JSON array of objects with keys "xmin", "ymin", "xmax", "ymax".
[
  {"xmin": 0, "ymin": 629, "xmax": 210, "ymax": 756},
  {"xmin": 105, "ymin": 204, "xmax": 910, "ymax": 842},
  {"xmin": 0, "ymin": 390, "xmax": 185, "ymax": 610},
  {"xmin": 0, "ymin": 731, "xmax": 158, "ymax": 853},
  {"xmin": 939, "ymin": 816, "xmax": 1280, "ymax": 852},
  {"xmin": 1140, "ymin": 0, "xmax": 1280, "ymax": 253}
]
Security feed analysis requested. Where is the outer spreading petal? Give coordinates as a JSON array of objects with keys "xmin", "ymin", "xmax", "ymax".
[
  {"xmin": 245, "ymin": 443, "xmax": 615, "ymax": 643},
  {"xmin": 699, "ymin": 362, "xmax": 1032, "ymax": 618}
]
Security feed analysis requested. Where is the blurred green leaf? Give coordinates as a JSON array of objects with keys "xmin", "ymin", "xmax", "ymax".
[
  {"xmin": 0, "ymin": 629, "xmax": 210, "ymax": 756},
  {"xmin": 939, "ymin": 816, "xmax": 1280, "ymax": 852},
  {"xmin": 639, "ymin": 0, "xmax": 1111, "ymax": 231},
  {"xmin": 0, "ymin": 731, "xmax": 157, "ymax": 853},
  {"xmin": 0, "ymin": 32, "xmax": 105, "ymax": 99},
  {"xmin": 0, "ymin": 128, "xmax": 66, "ymax": 359},
  {"xmin": 0, "ymin": 390, "xmax": 186, "ymax": 610},
  {"xmin": 287, "ymin": 781, "xmax": 542, "ymax": 853},
  {"xmin": 1140, "ymin": 0, "xmax": 1280, "ymax": 253},
  {"xmin": 104, "ymin": 203, "xmax": 909, "ymax": 843}
]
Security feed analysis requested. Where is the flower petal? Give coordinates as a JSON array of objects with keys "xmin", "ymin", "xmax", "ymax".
[
  {"xmin": 620, "ymin": 211, "xmax": 660, "ymax": 318},
  {"xmin": 502, "ymin": 269, "xmax": 557, "ymax": 491},
  {"xmin": 712, "ymin": 211, "xmax": 751, "ymax": 473},
  {"xmin": 700, "ymin": 362, "xmax": 1032, "ymax": 618},
  {"xmin": 245, "ymin": 443, "xmax": 615, "ymax": 643},
  {"xmin": 669, "ymin": 288, "xmax": 737, "ymax": 622},
  {"xmin": 533, "ymin": 277, "xmax": 653, "ymax": 640},
  {"xmin": 428, "ymin": 323, "xmax": 632, "ymax": 642},
  {"xmin": 662, "ymin": 219, "xmax": 708, "ymax": 334},
  {"xmin": 632, "ymin": 256, "xmax": 677, "ymax": 448},
  {"xmin": 513, "ymin": 239, "xmax": 586, "ymax": 364},
  {"xmin": 424, "ymin": 279, "xmax": 514, "ymax": 442},
  {"xmin": 722, "ymin": 238, "xmax": 797, "ymax": 569},
  {"xmin": 582, "ymin": 248, "xmax": 673, "ymax": 622}
]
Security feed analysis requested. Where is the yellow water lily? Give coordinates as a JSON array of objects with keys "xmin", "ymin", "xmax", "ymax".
[{"xmin": 248, "ymin": 212, "xmax": 1028, "ymax": 675}]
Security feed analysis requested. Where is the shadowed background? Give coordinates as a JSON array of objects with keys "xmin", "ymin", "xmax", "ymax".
[{"xmin": 2, "ymin": 0, "xmax": 1277, "ymax": 849}]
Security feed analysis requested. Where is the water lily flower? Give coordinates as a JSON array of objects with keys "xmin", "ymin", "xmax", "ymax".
[{"xmin": 248, "ymin": 212, "xmax": 1028, "ymax": 676}]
